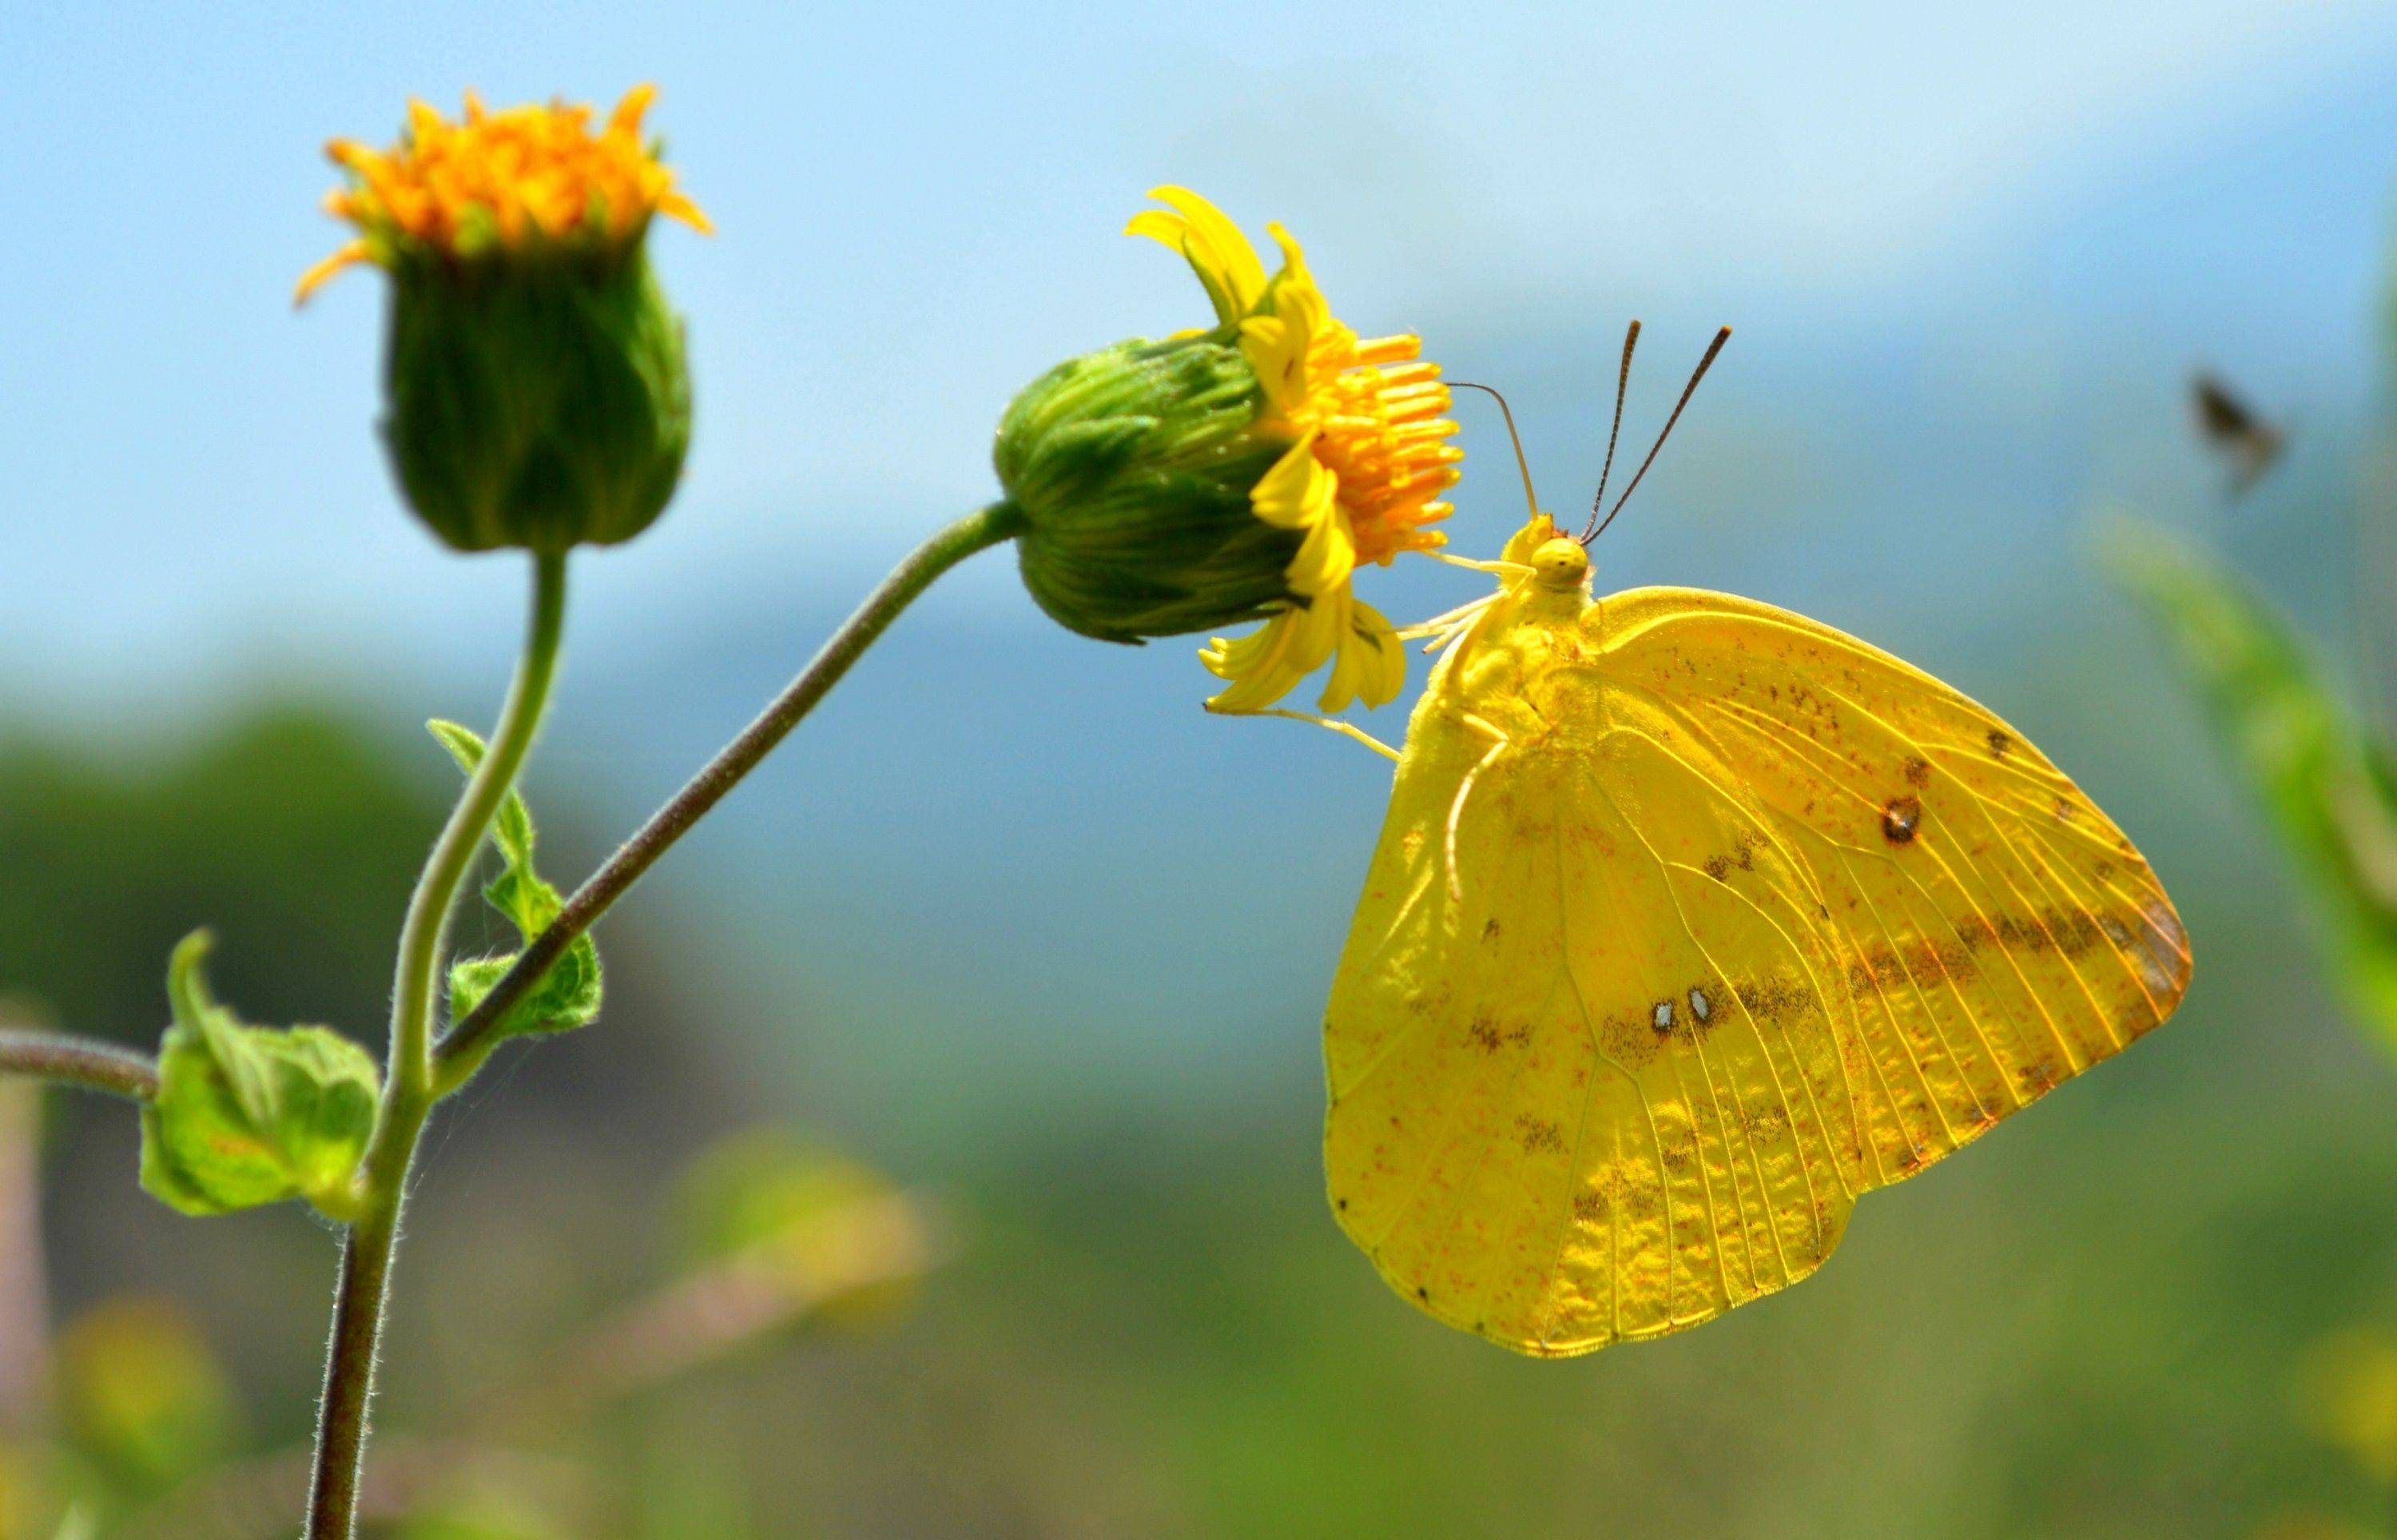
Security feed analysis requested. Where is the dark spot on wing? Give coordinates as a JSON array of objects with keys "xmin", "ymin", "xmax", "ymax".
[
  {"xmin": 1517, "ymin": 1115, "xmax": 1567, "ymax": 1154},
  {"xmin": 1597, "ymin": 1012, "xmax": 1661, "ymax": 1069},
  {"xmin": 1702, "ymin": 831, "xmax": 1762, "ymax": 883},
  {"xmin": 1882, "ymin": 794, "xmax": 1922, "ymax": 845},
  {"xmin": 1907, "ymin": 936, "xmax": 1978, "ymax": 982},
  {"xmin": 1467, "ymin": 1017, "xmax": 1503, "ymax": 1054},
  {"xmin": 1902, "ymin": 755, "xmax": 1931, "ymax": 788},
  {"xmin": 1845, "ymin": 947, "xmax": 1916, "ymax": 998},
  {"xmin": 1735, "ymin": 975, "xmax": 1815, "ymax": 1022},
  {"xmin": 1986, "ymin": 728, "xmax": 2013, "ymax": 759}
]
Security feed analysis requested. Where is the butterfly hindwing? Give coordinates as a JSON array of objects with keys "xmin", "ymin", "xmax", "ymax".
[{"xmin": 1329, "ymin": 697, "xmax": 1858, "ymax": 1355}]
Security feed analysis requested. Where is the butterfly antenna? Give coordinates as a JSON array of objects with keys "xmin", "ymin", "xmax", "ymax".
[
  {"xmin": 1450, "ymin": 380, "xmax": 1540, "ymax": 522},
  {"xmin": 1588, "ymin": 325, "xmax": 1731, "ymax": 542},
  {"xmin": 1580, "ymin": 320, "xmax": 1641, "ymax": 542}
]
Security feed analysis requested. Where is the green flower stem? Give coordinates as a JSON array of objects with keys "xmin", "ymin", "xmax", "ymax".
[
  {"xmin": 307, "ymin": 550, "xmax": 569, "ymax": 1540},
  {"xmin": 0, "ymin": 1026, "xmax": 160, "ymax": 1101},
  {"xmin": 431, "ymin": 502, "xmax": 1025, "ymax": 1087}
]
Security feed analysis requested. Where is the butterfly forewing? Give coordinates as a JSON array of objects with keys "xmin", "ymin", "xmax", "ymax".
[{"xmin": 1597, "ymin": 589, "xmax": 2189, "ymax": 1127}]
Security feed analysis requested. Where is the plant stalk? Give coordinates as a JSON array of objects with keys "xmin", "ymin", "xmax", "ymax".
[
  {"xmin": 0, "ymin": 1026, "xmax": 161, "ymax": 1101},
  {"xmin": 432, "ymin": 502, "xmax": 1024, "ymax": 1084},
  {"xmin": 305, "ymin": 549, "xmax": 569, "ymax": 1540}
]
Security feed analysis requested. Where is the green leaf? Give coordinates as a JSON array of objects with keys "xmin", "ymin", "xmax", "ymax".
[
  {"xmin": 2105, "ymin": 519, "xmax": 2397, "ymax": 1050},
  {"xmin": 138, "ymin": 932, "xmax": 380, "ymax": 1218},
  {"xmin": 430, "ymin": 720, "xmax": 602, "ymax": 1039},
  {"xmin": 427, "ymin": 719, "xmax": 535, "ymax": 868},
  {"xmin": 447, "ymin": 933, "xmax": 602, "ymax": 1038}
]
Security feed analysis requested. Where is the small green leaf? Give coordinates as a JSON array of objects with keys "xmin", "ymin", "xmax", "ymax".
[
  {"xmin": 138, "ymin": 933, "xmax": 380, "ymax": 1219},
  {"xmin": 447, "ymin": 933, "xmax": 602, "ymax": 1038},
  {"xmin": 2106, "ymin": 519, "xmax": 2397, "ymax": 1050},
  {"xmin": 430, "ymin": 721, "xmax": 602, "ymax": 1040},
  {"xmin": 428, "ymin": 720, "xmax": 535, "ymax": 867}
]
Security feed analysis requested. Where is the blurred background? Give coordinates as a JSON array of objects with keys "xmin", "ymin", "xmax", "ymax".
[{"xmin": 8, "ymin": 2, "xmax": 2397, "ymax": 1534}]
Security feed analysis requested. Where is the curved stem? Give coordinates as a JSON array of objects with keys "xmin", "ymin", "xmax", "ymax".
[
  {"xmin": 306, "ymin": 550, "xmax": 569, "ymax": 1540},
  {"xmin": 433, "ymin": 502, "xmax": 1024, "ymax": 1086},
  {"xmin": 386, "ymin": 550, "xmax": 570, "ymax": 1107},
  {"xmin": 0, "ymin": 1027, "xmax": 159, "ymax": 1102}
]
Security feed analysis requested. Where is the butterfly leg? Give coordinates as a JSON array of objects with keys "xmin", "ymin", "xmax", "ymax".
[
  {"xmin": 1445, "ymin": 714, "xmax": 1513, "ymax": 903},
  {"xmin": 1205, "ymin": 705, "xmax": 1401, "ymax": 763},
  {"xmin": 1399, "ymin": 594, "xmax": 1501, "ymax": 656}
]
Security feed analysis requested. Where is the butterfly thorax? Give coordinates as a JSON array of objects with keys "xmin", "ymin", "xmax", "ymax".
[{"xmin": 1417, "ymin": 533, "xmax": 1614, "ymax": 750}]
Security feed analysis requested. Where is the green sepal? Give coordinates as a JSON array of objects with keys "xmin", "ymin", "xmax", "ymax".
[
  {"xmin": 137, "ymin": 933, "xmax": 380, "ymax": 1220},
  {"xmin": 996, "ymin": 333, "xmax": 1304, "ymax": 643},
  {"xmin": 382, "ymin": 245, "xmax": 690, "ymax": 554},
  {"xmin": 431, "ymin": 721, "xmax": 603, "ymax": 1040}
]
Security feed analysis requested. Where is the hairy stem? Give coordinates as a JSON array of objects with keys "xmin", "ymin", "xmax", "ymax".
[
  {"xmin": 432, "ymin": 502, "xmax": 1024, "ymax": 1085},
  {"xmin": 306, "ymin": 550, "xmax": 569, "ymax": 1540},
  {"xmin": 0, "ymin": 1026, "xmax": 160, "ymax": 1101}
]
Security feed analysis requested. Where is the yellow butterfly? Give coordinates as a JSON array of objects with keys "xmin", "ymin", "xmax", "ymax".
[{"xmin": 1322, "ymin": 328, "xmax": 2192, "ymax": 1356}]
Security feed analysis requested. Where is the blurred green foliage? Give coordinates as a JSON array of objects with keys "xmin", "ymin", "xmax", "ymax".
[
  {"xmin": 2109, "ymin": 523, "xmax": 2397, "ymax": 1055},
  {"xmin": 54, "ymin": 1298, "xmax": 237, "ymax": 1498},
  {"xmin": 0, "ymin": 706, "xmax": 435, "ymax": 1050}
]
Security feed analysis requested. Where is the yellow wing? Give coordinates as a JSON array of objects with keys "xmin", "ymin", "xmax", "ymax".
[{"xmin": 1324, "ymin": 585, "xmax": 2190, "ymax": 1356}]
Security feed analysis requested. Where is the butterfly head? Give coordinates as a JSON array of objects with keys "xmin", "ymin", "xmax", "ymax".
[
  {"xmin": 1529, "ymin": 535, "xmax": 1590, "ymax": 593},
  {"xmin": 1497, "ymin": 514, "xmax": 1588, "ymax": 588}
]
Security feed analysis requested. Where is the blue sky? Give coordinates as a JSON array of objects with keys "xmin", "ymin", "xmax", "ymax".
[{"xmin": 4, "ymin": 0, "xmax": 2394, "ymax": 695}]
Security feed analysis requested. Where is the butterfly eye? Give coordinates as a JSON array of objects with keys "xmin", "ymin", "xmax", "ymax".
[{"xmin": 1531, "ymin": 538, "xmax": 1589, "ymax": 591}]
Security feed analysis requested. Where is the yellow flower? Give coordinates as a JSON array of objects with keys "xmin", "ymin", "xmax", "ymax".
[
  {"xmin": 296, "ymin": 85, "xmax": 710, "ymax": 304},
  {"xmin": 1127, "ymin": 189, "xmax": 1460, "ymax": 712}
]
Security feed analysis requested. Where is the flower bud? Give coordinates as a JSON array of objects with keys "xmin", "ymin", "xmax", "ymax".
[
  {"xmin": 997, "ymin": 334, "xmax": 1302, "ymax": 642},
  {"xmin": 298, "ymin": 86, "xmax": 710, "ymax": 554}
]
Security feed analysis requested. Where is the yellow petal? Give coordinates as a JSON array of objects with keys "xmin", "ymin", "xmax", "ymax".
[
  {"xmin": 1201, "ymin": 600, "xmax": 1343, "ymax": 713},
  {"xmin": 657, "ymin": 189, "xmax": 714, "ymax": 234},
  {"xmin": 1318, "ymin": 597, "xmax": 1405, "ymax": 713},
  {"xmin": 292, "ymin": 239, "xmax": 372, "ymax": 305},
  {"xmin": 1238, "ymin": 314, "xmax": 1310, "ymax": 413},
  {"xmin": 609, "ymin": 82, "xmax": 659, "ymax": 137},
  {"xmin": 1249, "ymin": 438, "xmax": 1355, "ymax": 597},
  {"xmin": 1126, "ymin": 186, "xmax": 1267, "ymax": 327},
  {"xmin": 1284, "ymin": 498, "xmax": 1355, "ymax": 597},
  {"xmin": 1247, "ymin": 435, "xmax": 1330, "ymax": 530}
]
